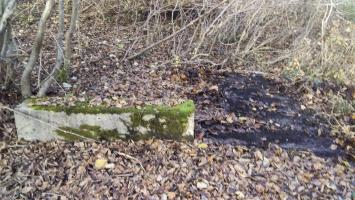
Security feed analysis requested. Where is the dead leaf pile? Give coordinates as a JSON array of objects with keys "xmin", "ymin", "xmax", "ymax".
[{"xmin": 0, "ymin": 140, "xmax": 353, "ymax": 199}]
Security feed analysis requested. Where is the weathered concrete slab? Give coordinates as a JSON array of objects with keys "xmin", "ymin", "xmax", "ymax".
[{"xmin": 14, "ymin": 99, "xmax": 195, "ymax": 141}]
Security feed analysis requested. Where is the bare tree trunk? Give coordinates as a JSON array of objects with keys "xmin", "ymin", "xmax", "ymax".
[
  {"xmin": 1, "ymin": 27, "xmax": 15, "ymax": 89},
  {"xmin": 20, "ymin": 0, "xmax": 54, "ymax": 98},
  {"xmin": 64, "ymin": 0, "xmax": 80, "ymax": 69},
  {"xmin": 0, "ymin": 0, "xmax": 16, "ymax": 35},
  {"xmin": 37, "ymin": 0, "xmax": 65, "ymax": 97},
  {"xmin": 37, "ymin": 0, "xmax": 80, "ymax": 97},
  {"xmin": 0, "ymin": 0, "xmax": 16, "ymax": 89},
  {"xmin": 0, "ymin": 0, "xmax": 4, "ymax": 53},
  {"xmin": 0, "ymin": 27, "xmax": 8, "ymax": 85}
]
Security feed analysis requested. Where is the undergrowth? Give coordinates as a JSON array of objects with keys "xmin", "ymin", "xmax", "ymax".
[{"xmin": 12, "ymin": 0, "xmax": 355, "ymax": 144}]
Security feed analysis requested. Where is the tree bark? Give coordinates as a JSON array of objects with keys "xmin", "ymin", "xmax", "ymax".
[
  {"xmin": 0, "ymin": 0, "xmax": 4, "ymax": 53},
  {"xmin": 1, "ymin": 27, "xmax": 15, "ymax": 89},
  {"xmin": 20, "ymin": 0, "xmax": 54, "ymax": 98},
  {"xmin": 0, "ymin": 0, "xmax": 16, "ymax": 35},
  {"xmin": 64, "ymin": 0, "xmax": 80, "ymax": 69},
  {"xmin": 0, "ymin": 0, "xmax": 16, "ymax": 88}
]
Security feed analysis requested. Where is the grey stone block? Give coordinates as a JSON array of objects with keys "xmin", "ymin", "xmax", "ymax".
[{"xmin": 14, "ymin": 100, "xmax": 195, "ymax": 141}]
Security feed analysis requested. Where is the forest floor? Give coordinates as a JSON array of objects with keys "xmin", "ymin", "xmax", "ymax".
[
  {"xmin": 1, "ymin": 64, "xmax": 354, "ymax": 199},
  {"xmin": 1, "ymin": 3, "xmax": 355, "ymax": 199}
]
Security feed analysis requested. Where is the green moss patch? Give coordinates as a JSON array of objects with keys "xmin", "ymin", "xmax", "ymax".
[
  {"xmin": 30, "ymin": 99, "xmax": 195, "ymax": 141},
  {"xmin": 28, "ymin": 99, "xmax": 195, "ymax": 116},
  {"xmin": 129, "ymin": 103, "xmax": 194, "ymax": 140},
  {"xmin": 56, "ymin": 124, "xmax": 124, "ymax": 141}
]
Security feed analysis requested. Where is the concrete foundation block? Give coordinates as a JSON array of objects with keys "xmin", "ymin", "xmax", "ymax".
[{"xmin": 14, "ymin": 99, "xmax": 195, "ymax": 141}]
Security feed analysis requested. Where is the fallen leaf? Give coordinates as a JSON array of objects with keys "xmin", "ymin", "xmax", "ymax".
[
  {"xmin": 21, "ymin": 186, "xmax": 33, "ymax": 193},
  {"xmin": 177, "ymin": 183, "xmax": 186, "ymax": 192},
  {"xmin": 226, "ymin": 114, "xmax": 234, "ymax": 124},
  {"xmin": 0, "ymin": 142, "xmax": 7, "ymax": 152},
  {"xmin": 94, "ymin": 158, "xmax": 108, "ymax": 170},
  {"xmin": 234, "ymin": 163, "xmax": 247, "ymax": 177},
  {"xmin": 105, "ymin": 163, "xmax": 115, "ymax": 169},
  {"xmin": 313, "ymin": 162, "xmax": 323, "ymax": 170},
  {"xmin": 209, "ymin": 85, "xmax": 219, "ymax": 91},
  {"xmin": 341, "ymin": 160, "xmax": 350, "ymax": 168},
  {"xmin": 335, "ymin": 164, "xmax": 345, "ymax": 175},
  {"xmin": 238, "ymin": 117, "xmax": 248, "ymax": 122},
  {"xmin": 196, "ymin": 179, "xmax": 209, "ymax": 190},
  {"xmin": 167, "ymin": 192, "xmax": 176, "ymax": 199},
  {"xmin": 77, "ymin": 165, "xmax": 86, "ymax": 176},
  {"xmin": 254, "ymin": 150, "xmax": 263, "ymax": 160},
  {"xmin": 262, "ymin": 157, "xmax": 270, "ymax": 167},
  {"xmin": 235, "ymin": 191, "xmax": 245, "ymax": 199},
  {"xmin": 255, "ymin": 184, "xmax": 265, "ymax": 193},
  {"xmin": 197, "ymin": 143, "xmax": 208, "ymax": 149},
  {"xmin": 297, "ymin": 172, "xmax": 313, "ymax": 183},
  {"xmin": 305, "ymin": 93, "xmax": 313, "ymax": 100},
  {"xmin": 330, "ymin": 144, "xmax": 337, "ymax": 150}
]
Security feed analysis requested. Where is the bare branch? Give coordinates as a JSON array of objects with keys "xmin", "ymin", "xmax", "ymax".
[
  {"xmin": 20, "ymin": 0, "xmax": 55, "ymax": 98},
  {"xmin": 37, "ymin": 0, "xmax": 65, "ymax": 97},
  {"xmin": 126, "ymin": 0, "xmax": 228, "ymax": 60}
]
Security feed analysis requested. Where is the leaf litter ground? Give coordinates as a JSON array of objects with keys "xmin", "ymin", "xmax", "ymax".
[
  {"xmin": 0, "ymin": 140, "xmax": 353, "ymax": 199},
  {"xmin": 1, "ymin": 68, "xmax": 354, "ymax": 199}
]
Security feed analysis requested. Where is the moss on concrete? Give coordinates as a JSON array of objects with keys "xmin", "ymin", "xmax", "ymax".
[
  {"xmin": 129, "ymin": 107, "xmax": 194, "ymax": 141},
  {"xmin": 129, "ymin": 100, "xmax": 194, "ymax": 141},
  {"xmin": 28, "ymin": 98, "xmax": 195, "ymax": 116},
  {"xmin": 56, "ymin": 124, "xmax": 124, "ymax": 141},
  {"xmin": 30, "ymin": 99, "xmax": 195, "ymax": 141}
]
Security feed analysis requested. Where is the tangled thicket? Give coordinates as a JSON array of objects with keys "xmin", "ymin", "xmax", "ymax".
[
  {"xmin": 3, "ymin": 0, "xmax": 354, "ymax": 95},
  {"xmin": 91, "ymin": 0, "xmax": 354, "ymax": 84}
]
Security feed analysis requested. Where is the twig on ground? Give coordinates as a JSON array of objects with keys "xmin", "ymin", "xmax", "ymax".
[
  {"xmin": 115, "ymin": 151, "xmax": 146, "ymax": 172},
  {"xmin": 116, "ymin": 173, "xmax": 134, "ymax": 177},
  {"xmin": 42, "ymin": 193, "xmax": 68, "ymax": 198}
]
